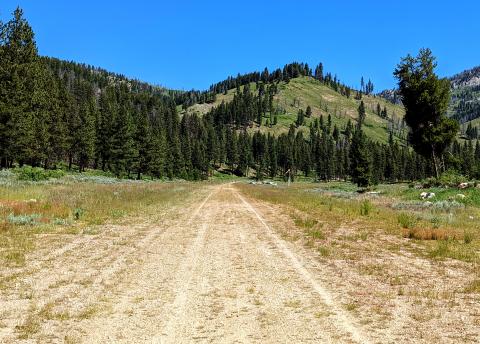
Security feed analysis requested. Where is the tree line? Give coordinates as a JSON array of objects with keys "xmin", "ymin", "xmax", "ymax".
[{"xmin": 1, "ymin": 8, "xmax": 478, "ymax": 185}]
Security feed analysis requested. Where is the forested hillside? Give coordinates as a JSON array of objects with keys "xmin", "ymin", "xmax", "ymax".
[
  {"xmin": 183, "ymin": 76, "xmax": 406, "ymax": 143},
  {"xmin": 1, "ymin": 7, "xmax": 480, "ymax": 183}
]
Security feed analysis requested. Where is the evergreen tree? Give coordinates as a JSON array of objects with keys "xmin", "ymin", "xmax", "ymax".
[
  {"xmin": 134, "ymin": 104, "xmax": 153, "ymax": 179},
  {"xmin": 315, "ymin": 63, "xmax": 324, "ymax": 81},
  {"xmin": 306, "ymin": 105, "xmax": 312, "ymax": 118},
  {"xmin": 349, "ymin": 127, "xmax": 371, "ymax": 187},
  {"xmin": 357, "ymin": 101, "xmax": 366, "ymax": 128},
  {"xmin": 97, "ymin": 86, "xmax": 117, "ymax": 171},
  {"xmin": 110, "ymin": 87, "xmax": 138, "ymax": 176},
  {"xmin": 394, "ymin": 48, "xmax": 459, "ymax": 177},
  {"xmin": 296, "ymin": 109, "xmax": 305, "ymax": 127},
  {"xmin": 0, "ymin": 7, "xmax": 40, "ymax": 167},
  {"xmin": 225, "ymin": 127, "xmax": 237, "ymax": 171}
]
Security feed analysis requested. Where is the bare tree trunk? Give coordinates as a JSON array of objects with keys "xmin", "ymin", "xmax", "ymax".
[{"xmin": 432, "ymin": 147, "xmax": 439, "ymax": 178}]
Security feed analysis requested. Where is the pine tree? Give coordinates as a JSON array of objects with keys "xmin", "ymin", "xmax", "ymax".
[
  {"xmin": 394, "ymin": 48, "xmax": 459, "ymax": 177},
  {"xmin": 357, "ymin": 101, "xmax": 366, "ymax": 128},
  {"xmin": 381, "ymin": 106, "xmax": 388, "ymax": 119},
  {"xmin": 296, "ymin": 109, "xmax": 305, "ymax": 127},
  {"xmin": 134, "ymin": 105, "xmax": 153, "ymax": 179},
  {"xmin": 315, "ymin": 63, "xmax": 324, "ymax": 81},
  {"xmin": 76, "ymin": 99, "xmax": 97, "ymax": 172},
  {"xmin": 225, "ymin": 127, "xmax": 237, "ymax": 171},
  {"xmin": 306, "ymin": 105, "xmax": 312, "ymax": 118},
  {"xmin": 349, "ymin": 127, "xmax": 371, "ymax": 187},
  {"xmin": 34, "ymin": 65, "xmax": 68, "ymax": 168},
  {"xmin": 0, "ymin": 7, "xmax": 40, "ymax": 167},
  {"xmin": 111, "ymin": 101, "xmax": 138, "ymax": 176},
  {"xmin": 148, "ymin": 117, "xmax": 166, "ymax": 178},
  {"xmin": 97, "ymin": 86, "xmax": 117, "ymax": 171}
]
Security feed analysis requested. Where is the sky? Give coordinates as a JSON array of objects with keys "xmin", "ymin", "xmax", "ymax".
[{"xmin": 1, "ymin": 1, "xmax": 479, "ymax": 91}]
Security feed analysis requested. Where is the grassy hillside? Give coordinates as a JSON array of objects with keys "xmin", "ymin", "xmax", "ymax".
[{"xmin": 181, "ymin": 77, "xmax": 406, "ymax": 143}]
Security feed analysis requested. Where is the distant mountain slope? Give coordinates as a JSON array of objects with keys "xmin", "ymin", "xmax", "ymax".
[
  {"xmin": 450, "ymin": 66, "xmax": 480, "ymax": 88},
  {"xmin": 448, "ymin": 66, "xmax": 480, "ymax": 124},
  {"xmin": 182, "ymin": 76, "xmax": 406, "ymax": 143},
  {"xmin": 377, "ymin": 89, "xmax": 401, "ymax": 105}
]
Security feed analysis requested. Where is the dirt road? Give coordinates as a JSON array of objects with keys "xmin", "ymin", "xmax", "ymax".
[{"xmin": 0, "ymin": 183, "xmax": 477, "ymax": 343}]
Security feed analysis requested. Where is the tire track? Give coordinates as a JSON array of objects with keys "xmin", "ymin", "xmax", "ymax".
[
  {"xmin": 155, "ymin": 187, "xmax": 218, "ymax": 344},
  {"xmin": 234, "ymin": 190, "xmax": 369, "ymax": 344}
]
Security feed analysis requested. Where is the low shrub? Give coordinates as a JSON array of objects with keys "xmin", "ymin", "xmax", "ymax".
[
  {"xmin": 463, "ymin": 231, "xmax": 474, "ymax": 244},
  {"xmin": 73, "ymin": 208, "xmax": 84, "ymax": 220},
  {"xmin": 14, "ymin": 166, "xmax": 65, "ymax": 182},
  {"xmin": 7, "ymin": 213, "xmax": 42, "ymax": 225},
  {"xmin": 307, "ymin": 229, "xmax": 325, "ymax": 240},
  {"xmin": 402, "ymin": 227, "xmax": 459, "ymax": 241},
  {"xmin": 422, "ymin": 170, "xmax": 468, "ymax": 188},
  {"xmin": 428, "ymin": 240, "xmax": 451, "ymax": 259},
  {"xmin": 318, "ymin": 246, "xmax": 330, "ymax": 257},
  {"xmin": 292, "ymin": 214, "xmax": 318, "ymax": 229},
  {"xmin": 359, "ymin": 199, "xmax": 373, "ymax": 216},
  {"xmin": 431, "ymin": 200, "xmax": 464, "ymax": 211},
  {"xmin": 397, "ymin": 213, "xmax": 417, "ymax": 229}
]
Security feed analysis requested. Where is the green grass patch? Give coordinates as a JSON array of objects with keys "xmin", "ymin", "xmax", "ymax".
[
  {"xmin": 307, "ymin": 229, "xmax": 325, "ymax": 240},
  {"xmin": 359, "ymin": 199, "xmax": 373, "ymax": 216},
  {"xmin": 397, "ymin": 213, "xmax": 417, "ymax": 229}
]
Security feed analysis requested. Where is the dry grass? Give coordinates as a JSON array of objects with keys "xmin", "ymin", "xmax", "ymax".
[
  {"xmin": 402, "ymin": 227, "xmax": 461, "ymax": 241},
  {"xmin": 237, "ymin": 183, "xmax": 480, "ymax": 264},
  {"xmin": 284, "ymin": 299, "xmax": 301, "ymax": 308},
  {"xmin": 0, "ymin": 181, "xmax": 199, "ymax": 268},
  {"xmin": 15, "ymin": 311, "xmax": 40, "ymax": 339},
  {"xmin": 464, "ymin": 279, "xmax": 480, "ymax": 293}
]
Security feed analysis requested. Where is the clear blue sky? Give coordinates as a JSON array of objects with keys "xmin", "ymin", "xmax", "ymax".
[{"xmin": 1, "ymin": 1, "xmax": 479, "ymax": 91}]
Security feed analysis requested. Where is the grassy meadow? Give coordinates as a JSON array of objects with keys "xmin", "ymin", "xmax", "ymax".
[
  {"xmin": 237, "ymin": 180, "xmax": 480, "ymax": 267},
  {"xmin": 0, "ymin": 169, "xmax": 200, "ymax": 269}
]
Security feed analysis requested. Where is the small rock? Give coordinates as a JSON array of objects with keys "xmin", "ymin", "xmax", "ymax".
[
  {"xmin": 458, "ymin": 182, "xmax": 470, "ymax": 189},
  {"xmin": 455, "ymin": 194, "xmax": 466, "ymax": 199},
  {"xmin": 26, "ymin": 199, "xmax": 37, "ymax": 203},
  {"xmin": 420, "ymin": 192, "xmax": 435, "ymax": 199}
]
